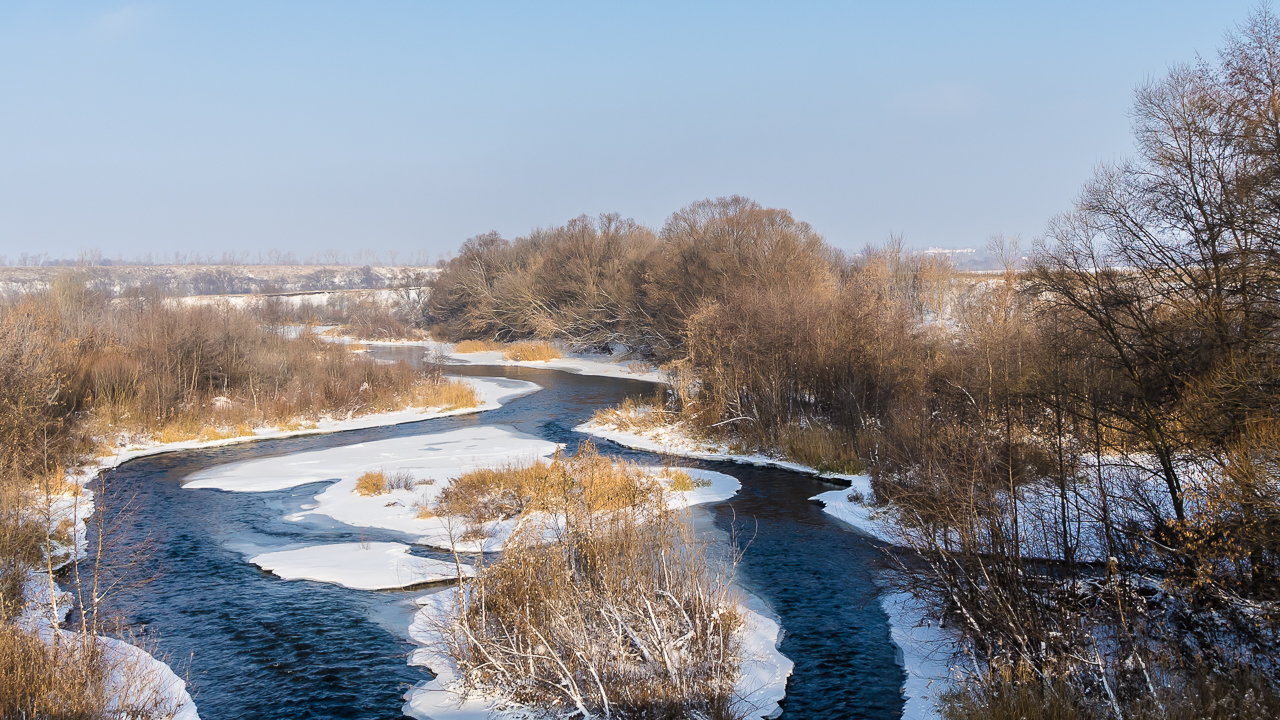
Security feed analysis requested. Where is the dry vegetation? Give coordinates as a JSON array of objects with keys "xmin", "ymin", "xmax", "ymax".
[
  {"xmin": 501, "ymin": 340, "xmax": 562, "ymax": 362},
  {"xmin": 452, "ymin": 339, "xmax": 501, "ymax": 353},
  {"xmin": 0, "ymin": 628, "xmax": 179, "ymax": 720},
  {"xmin": 425, "ymin": 9, "xmax": 1280, "ymax": 713},
  {"xmin": 0, "ymin": 274, "xmax": 471, "ymax": 715},
  {"xmin": 435, "ymin": 444, "xmax": 744, "ymax": 719}
]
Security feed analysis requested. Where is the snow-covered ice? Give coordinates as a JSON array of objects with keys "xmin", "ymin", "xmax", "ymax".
[
  {"xmin": 249, "ymin": 542, "xmax": 474, "ymax": 590},
  {"xmin": 184, "ymin": 425, "xmax": 561, "ymax": 551},
  {"xmin": 578, "ymin": 419, "xmax": 867, "ymax": 485},
  {"xmin": 440, "ymin": 342, "xmax": 666, "ymax": 383}
]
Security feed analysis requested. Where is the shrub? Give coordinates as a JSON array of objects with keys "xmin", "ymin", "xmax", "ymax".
[
  {"xmin": 355, "ymin": 471, "xmax": 386, "ymax": 496},
  {"xmin": 385, "ymin": 469, "xmax": 418, "ymax": 492},
  {"xmin": 502, "ymin": 341, "xmax": 561, "ymax": 362}
]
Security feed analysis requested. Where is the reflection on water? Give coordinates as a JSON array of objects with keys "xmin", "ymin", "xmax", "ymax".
[{"xmin": 85, "ymin": 351, "xmax": 905, "ymax": 719}]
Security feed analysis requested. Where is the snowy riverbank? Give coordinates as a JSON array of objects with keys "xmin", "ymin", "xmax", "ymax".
[
  {"xmin": 578, "ymin": 418, "xmax": 957, "ymax": 720},
  {"xmin": 27, "ymin": 374, "xmax": 540, "ymax": 719}
]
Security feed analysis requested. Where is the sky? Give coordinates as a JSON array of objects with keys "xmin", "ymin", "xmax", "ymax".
[{"xmin": 0, "ymin": 1, "xmax": 1264, "ymax": 263}]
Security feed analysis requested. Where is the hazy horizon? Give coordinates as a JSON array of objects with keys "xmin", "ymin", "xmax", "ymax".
[{"xmin": 0, "ymin": 1, "xmax": 1260, "ymax": 260}]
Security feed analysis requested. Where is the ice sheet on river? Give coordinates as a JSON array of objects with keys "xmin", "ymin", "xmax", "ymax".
[
  {"xmin": 184, "ymin": 426, "xmax": 740, "ymax": 553},
  {"xmin": 249, "ymin": 542, "xmax": 475, "ymax": 590}
]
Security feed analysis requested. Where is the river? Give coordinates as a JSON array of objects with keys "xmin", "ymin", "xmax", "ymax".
[{"xmin": 81, "ymin": 354, "xmax": 906, "ymax": 719}]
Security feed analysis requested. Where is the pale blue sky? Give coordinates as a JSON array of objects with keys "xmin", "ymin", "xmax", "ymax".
[{"xmin": 0, "ymin": 1, "xmax": 1261, "ymax": 261}]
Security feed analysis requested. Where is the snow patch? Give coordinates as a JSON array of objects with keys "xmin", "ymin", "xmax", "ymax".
[{"xmin": 249, "ymin": 542, "xmax": 474, "ymax": 590}]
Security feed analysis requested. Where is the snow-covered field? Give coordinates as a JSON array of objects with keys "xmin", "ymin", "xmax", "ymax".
[{"xmin": 186, "ymin": 425, "xmax": 561, "ymax": 552}]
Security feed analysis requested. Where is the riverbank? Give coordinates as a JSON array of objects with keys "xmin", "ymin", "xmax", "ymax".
[
  {"xmin": 25, "ymin": 374, "xmax": 541, "ymax": 719},
  {"xmin": 576, "ymin": 417, "xmax": 957, "ymax": 720}
]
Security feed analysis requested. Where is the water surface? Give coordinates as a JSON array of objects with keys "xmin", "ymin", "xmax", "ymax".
[{"xmin": 85, "ymin": 355, "xmax": 905, "ymax": 719}]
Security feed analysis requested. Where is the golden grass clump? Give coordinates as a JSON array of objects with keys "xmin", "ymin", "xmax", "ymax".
[
  {"xmin": 452, "ymin": 339, "xmax": 501, "ymax": 353},
  {"xmin": 355, "ymin": 470, "xmax": 386, "ymax": 496},
  {"xmin": 435, "ymin": 443, "xmax": 659, "ymax": 526},
  {"xmin": 436, "ymin": 443, "xmax": 744, "ymax": 719},
  {"xmin": 501, "ymin": 340, "xmax": 561, "ymax": 362},
  {"xmin": 588, "ymin": 394, "xmax": 669, "ymax": 433},
  {"xmin": 408, "ymin": 377, "xmax": 477, "ymax": 411},
  {"xmin": 657, "ymin": 468, "xmax": 711, "ymax": 492}
]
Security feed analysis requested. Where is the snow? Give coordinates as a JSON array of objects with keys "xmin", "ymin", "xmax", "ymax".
[
  {"xmin": 439, "ymin": 342, "xmax": 666, "ymax": 383},
  {"xmin": 249, "ymin": 542, "xmax": 474, "ymax": 590},
  {"xmin": 578, "ymin": 419, "xmax": 865, "ymax": 484},
  {"xmin": 648, "ymin": 466, "xmax": 741, "ymax": 509},
  {"xmin": 882, "ymin": 592, "xmax": 956, "ymax": 720},
  {"xmin": 184, "ymin": 425, "xmax": 562, "ymax": 552},
  {"xmin": 185, "ymin": 428, "xmax": 742, "ymax": 554},
  {"xmin": 808, "ymin": 483, "xmax": 894, "ymax": 544},
  {"xmin": 402, "ymin": 588, "xmax": 792, "ymax": 720},
  {"xmin": 92, "ymin": 376, "xmax": 541, "ymax": 475}
]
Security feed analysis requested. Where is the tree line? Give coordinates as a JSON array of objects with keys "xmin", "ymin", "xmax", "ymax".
[{"xmin": 426, "ymin": 9, "xmax": 1280, "ymax": 717}]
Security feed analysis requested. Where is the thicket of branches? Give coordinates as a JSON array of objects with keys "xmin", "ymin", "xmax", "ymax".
[{"xmin": 425, "ymin": 9, "xmax": 1280, "ymax": 715}]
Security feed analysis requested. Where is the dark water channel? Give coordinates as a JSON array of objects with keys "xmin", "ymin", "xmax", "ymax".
[{"xmin": 84, "ymin": 350, "xmax": 905, "ymax": 719}]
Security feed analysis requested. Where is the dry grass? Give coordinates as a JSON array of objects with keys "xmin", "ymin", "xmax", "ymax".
[
  {"xmin": 407, "ymin": 377, "xmax": 477, "ymax": 411},
  {"xmin": 355, "ymin": 471, "xmax": 386, "ymax": 497},
  {"xmin": 435, "ymin": 443, "xmax": 660, "ymax": 526},
  {"xmin": 589, "ymin": 394, "xmax": 670, "ymax": 433},
  {"xmin": 437, "ymin": 444, "xmax": 745, "ymax": 719},
  {"xmin": 502, "ymin": 340, "xmax": 561, "ymax": 362},
  {"xmin": 452, "ymin": 339, "xmax": 501, "ymax": 353},
  {"xmin": 0, "ymin": 627, "xmax": 177, "ymax": 720},
  {"xmin": 778, "ymin": 423, "xmax": 865, "ymax": 475},
  {"xmin": 658, "ymin": 468, "xmax": 711, "ymax": 492},
  {"xmin": 356, "ymin": 468, "xmax": 424, "ymax": 497}
]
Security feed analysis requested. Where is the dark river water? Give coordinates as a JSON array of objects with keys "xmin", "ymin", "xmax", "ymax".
[{"xmin": 82, "ymin": 351, "xmax": 905, "ymax": 719}]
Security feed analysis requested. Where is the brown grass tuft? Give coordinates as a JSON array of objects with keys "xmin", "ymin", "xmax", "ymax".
[
  {"xmin": 436, "ymin": 443, "xmax": 659, "ymax": 525},
  {"xmin": 452, "ymin": 339, "xmax": 501, "ymax": 353},
  {"xmin": 501, "ymin": 341, "xmax": 561, "ymax": 362},
  {"xmin": 355, "ymin": 470, "xmax": 386, "ymax": 496},
  {"xmin": 408, "ymin": 377, "xmax": 477, "ymax": 411}
]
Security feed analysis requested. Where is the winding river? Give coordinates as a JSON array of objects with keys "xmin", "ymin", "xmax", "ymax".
[{"xmin": 82, "ymin": 353, "xmax": 906, "ymax": 719}]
